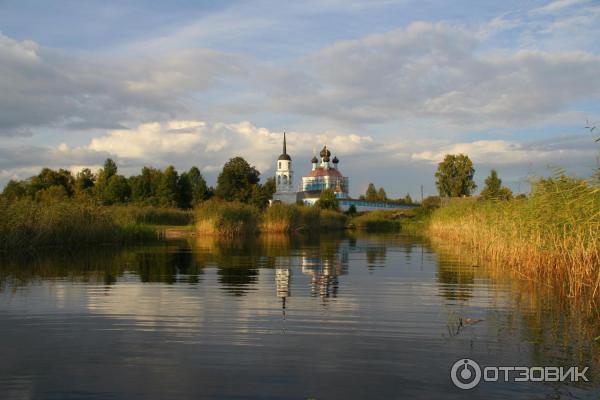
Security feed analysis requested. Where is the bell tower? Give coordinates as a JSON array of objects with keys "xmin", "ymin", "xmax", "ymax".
[{"xmin": 276, "ymin": 132, "xmax": 293, "ymax": 192}]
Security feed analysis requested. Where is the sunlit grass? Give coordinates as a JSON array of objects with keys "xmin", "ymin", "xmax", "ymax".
[{"xmin": 428, "ymin": 176, "xmax": 600, "ymax": 302}]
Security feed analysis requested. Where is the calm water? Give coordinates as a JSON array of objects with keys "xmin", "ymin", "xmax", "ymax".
[{"xmin": 0, "ymin": 233, "xmax": 598, "ymax": 399}]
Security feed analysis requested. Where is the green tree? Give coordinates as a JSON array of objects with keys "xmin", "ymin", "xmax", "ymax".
[
  {"xmin": 215, "ymin": 157, "xmax": 260, "ymax": 202},
  {"xmin": 103, "ymin": 158, "xmax": 118, "ymax": 180},
  {"xmin": 95, "ymin": 158, "xmax": 119, "ymax": 200},
  {"xmin": 316, "ymin": 188, "xmax": 339, "ymax": 211},
  {"xmin": 103, "ymin": 175, "xmax": 131, "ymax": 205},
  {"xmin": 377, "ymin": 187, "xmax": 387, "ymax": 202},
  {"xmin": 435, "ymin": 154, "xmax": 477, "ymax": 197},
  {"xmin": 481, "ymin": 170, "xmax": 513, "ymax": 200},
  {"xmin": 130, "ymin": 166, "xmax": 162, "ymax": 205},
  {"xmin": 156, "ymin": 165, "xmax": 179, "ymax": 207},
  {"xmin": 188, "ymin": 166, "xmax": 209, "ymax": 205},
  {"xmin": 1, "ymin": 180, "xmax": 27, "ymax": 201},
  {"xmin": 365, "ymin": 183, "xmax": 378, "ymax": 201},
  {"xmin": 176, "ymin": 172, "xmax": 193, "ymax": 209},
  {"xmin": 74, "ymin": 168, "xmax": 95, "ymax": 197},
  {"xmin": 29, "ymin": 168, "xmax": 75, "ymax": 197},
  {"xmin": 404, "ymin": 193, "xmax": 413, "ymax": 204},
  {"xmin": 481, "ymin": 169, "xmax": 501, "ymax": 198}
]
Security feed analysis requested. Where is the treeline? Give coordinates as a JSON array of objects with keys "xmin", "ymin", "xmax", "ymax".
[
  {"xmin": 1, "ymin": 156, "xmax": 275, "ymax": 209},
  {"xmin": 359, "ymin": 183, "xmax": 414, "ymax": 204}
]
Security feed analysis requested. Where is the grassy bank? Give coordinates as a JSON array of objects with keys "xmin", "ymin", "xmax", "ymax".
[
  {"xmin": 110, "ymin": 205, "xmax": 194, "ymax": 226},
  {"xmin": 348, "ymin": 208, "xmax": 428, "ymax": 233},
  {"xmin": 427, "ymin": 177, "xmax": 600, "ymax": 301},
  {"xmin": 196, "ymin": 202, "xmax": 348, "ymax": 235},
  {"xmin": 195, "ymin": 200, "xmax": 260, "ymax": 236},
  {"xmin": 0, "ymin": 199, "xmax": 159, "ymax": 251}
]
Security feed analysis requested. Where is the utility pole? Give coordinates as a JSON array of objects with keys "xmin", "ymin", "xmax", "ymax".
[{"xmin": 420, "ymin": 185, "xmax": 424, "ymax": 204}]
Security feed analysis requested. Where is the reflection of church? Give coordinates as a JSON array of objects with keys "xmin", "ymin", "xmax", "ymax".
[
  {"xmin": 272, "ymin": 242, "xmax": 349, "ymax": 302},
  {"xmin": 300, "ymin": 255, "xmax": 347, "ymax": 299}
]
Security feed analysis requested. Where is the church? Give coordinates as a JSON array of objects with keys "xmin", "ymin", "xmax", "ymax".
[{"xmin": 271, "ymin": 133, "xmax": 412, "ymax": 212}]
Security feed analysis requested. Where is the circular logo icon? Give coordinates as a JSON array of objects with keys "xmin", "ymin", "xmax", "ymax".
[{"xmin": 451, "ymin": 358, "xmax": 482, "ymax": 389}]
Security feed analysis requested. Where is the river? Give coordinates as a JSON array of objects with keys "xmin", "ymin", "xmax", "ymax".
[{"xmin": 0, "ymin": 233, "xmax": 598, "ymax": 399}]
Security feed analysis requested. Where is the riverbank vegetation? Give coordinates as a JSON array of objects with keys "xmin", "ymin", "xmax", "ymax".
[
  {"xmin": 0, "ymin": 198, "xmax": 159, "ymax": 251},
  {"xmin": 428, "ymin": 175, "xmax": 600, "ymax": 300}
]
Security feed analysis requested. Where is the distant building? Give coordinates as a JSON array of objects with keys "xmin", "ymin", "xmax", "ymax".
[{"xmin": 270, "ymin": 133, "xmax": 416, "ymax": 212}]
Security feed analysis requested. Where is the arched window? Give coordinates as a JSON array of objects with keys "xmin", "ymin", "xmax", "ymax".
[
  {"xmin": 278, "ymin": 162, "xmax": 281, "ymax": 169},
  {"xmin": 283, "ymin": 175, "xmax": 288, "ymax": 184},
  {"xmin": 277, "ymin": 176, "xmax": 281, "ymax": 185}
]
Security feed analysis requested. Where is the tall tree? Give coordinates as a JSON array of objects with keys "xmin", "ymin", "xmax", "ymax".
[
  {"xmin": 176, "ymin": 172, "xmax": 193, "ymax": 209},
  {"xmin": 157, "ymin": 165, "xmax": 179, "ymax": 207},
  {"xmin": 435, "ymin": 154, "xmax": 477, "ymax": 197},
  {"xmin": 481, "ymin": 169, "xmax": 513, "ymax": 200},
  {"xmin": 377, "ymin": 187, "xmax": 387, "ymax": 202},
  {"xmin": 102, "ymin": 175, "xmax": 131, "ymax": 205},
  {"xmin": 188, "ymin": 166, "xmax": 209, "ymax": 205},
  {"xmin": 365, "ymin": 183, "xmax": 378, "ymax": 201},
  {"xmin": 215, "ymin": 157, "xmax": 260, "ymax": 202},
  {"xmin": 74, "ymin": 168, "xmax": 95, "ymax": 197}
]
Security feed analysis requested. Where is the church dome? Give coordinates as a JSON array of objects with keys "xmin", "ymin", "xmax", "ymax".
[
  {"xmin": 278, "ymin": 153, "xmax": 291, "ymax": 161},
  {"xmin": 332, "ymin": 156, "xmax": 339, "ymax": 164},
  {"xmin": 311, "ymin": 156, "xmax": 318, "ymax": 163},
  {"xmin": 320, "ymin": 146, "xmax": 331, "ymax": 162}
]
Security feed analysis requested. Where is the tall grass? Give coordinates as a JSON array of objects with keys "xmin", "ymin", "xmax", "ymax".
[
  {"xmin": 0, "ymin": 198, "xmax": 157, "ymax": 251},
  {"xmin": 261, "ymin": 203, "xmax": 302, "ymax": 232},
  {"xmin": 195, "ymin": 200, "xmax": 259, "ymax": 236},
  {"xmin": 260, "ymin": 203, "xmax": 347, "ymax": 232},
  {"xmin": 111, "ymin": 205, "xmax": 194, "ymax": 226},
  {"xmin": 319, "ymin": 209, "xmax": 347, "ymax": 230},
  {"xmin": 428, "ymin": 176, "xmax": 600, "ymax": 301}
]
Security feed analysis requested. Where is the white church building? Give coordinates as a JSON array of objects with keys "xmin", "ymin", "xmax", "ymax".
[{"xmin": 271, "ymin": 133, "xmax": 414, "ymax": 212}]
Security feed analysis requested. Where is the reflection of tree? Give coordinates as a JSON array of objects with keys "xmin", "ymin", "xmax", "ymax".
[
  {"xmin": 436, "ymin": 259, "xmax": 474, "ymax": 301},
  {"xmin": 135, "ymin": 246, "xmax": 203, "ymax": 284},
  {"xmin": 366, "ymin": 246, "xmax": 386, "ymax": 272},
  {"xmin": 217, "ymin": 266, "xmax": 259, "ymax": 296}
]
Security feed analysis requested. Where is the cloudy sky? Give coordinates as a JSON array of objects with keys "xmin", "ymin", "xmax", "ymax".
[{"xmin": 1, "ymin": 0, "xmax": 599, "ymax": 198}]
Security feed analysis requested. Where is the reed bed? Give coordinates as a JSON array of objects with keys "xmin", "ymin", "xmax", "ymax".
[
  {"xmin": 0, "ymin": 198, "xmax": 157, "ymax": 251},
  {"xmin": 260, "ymin": 203, "xmax": 347, "ymax": 232},
  {"xmin": 110, "ymin": 205, "xmax": 194, "ymax": 226},
  {"xmin": 350, "ymin": 210, "xmax": 403, "ymax": 232},
  {"xmin": 195, "ymin": 200, "xmax": 260, "ymax": 236},
  {"xmin": 427, "ymin": 176, "xmax": 600, "ymax": 302}
]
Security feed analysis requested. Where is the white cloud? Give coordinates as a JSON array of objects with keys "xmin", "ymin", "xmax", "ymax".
[
  {"xmin": 0, "ymin": 33, "xmax": 239, "ymax": 135},
  {"xmin": 255, "ymin": 22, "xmax": 600, "ymax": 128},
  {"xmin": 530, "ymin": 0, "xmax": 588, "ymax": 14},
  {"xmin": 86, "ymin": 120, "xmax": 375, "ymax": 174},
  {"xmin": 411, "ymin": 136, "xmax": 595, "ymax": 165}
]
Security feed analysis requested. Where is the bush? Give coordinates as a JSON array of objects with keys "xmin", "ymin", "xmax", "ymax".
[{"xmin": 195, "ymin": 200, "xmax": 259, "ymax": 236}]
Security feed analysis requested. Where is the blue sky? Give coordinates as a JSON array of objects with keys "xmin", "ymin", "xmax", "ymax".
[{"xmin": 1, "ymin": 0, "xmax": 599, "ymax": 198}]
